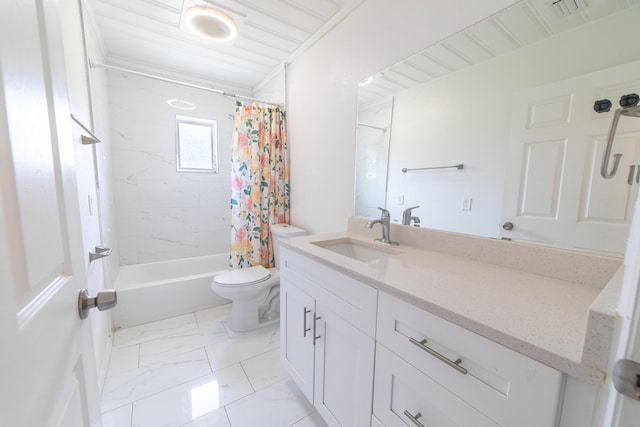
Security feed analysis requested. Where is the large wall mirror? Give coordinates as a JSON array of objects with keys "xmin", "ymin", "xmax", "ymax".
[{"xmin": 355, "ymin": 0, "xmax": 640, "ymax": 256}]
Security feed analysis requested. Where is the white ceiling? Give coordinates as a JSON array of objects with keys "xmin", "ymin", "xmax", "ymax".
[
  {"xmin": 358, "ymin": 0, "xmax": 639, "ymax": 106},
  {"xmin": 87, "ymin": 0, "xmax": 637, "ymax": 99},
  {"xmin": 87, "ymin": 0, "xmax": 354, "ymax": 94}
]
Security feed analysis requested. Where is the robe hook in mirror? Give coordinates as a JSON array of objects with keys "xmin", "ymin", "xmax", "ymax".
[{"xmin": 599, "ymin": 93, "xmax": 640, "ymax": 179}]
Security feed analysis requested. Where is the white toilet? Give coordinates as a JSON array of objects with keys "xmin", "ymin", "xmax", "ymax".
[{"xmin": 212, "ymin": 224, "xmax": 306, "ymax": 332}]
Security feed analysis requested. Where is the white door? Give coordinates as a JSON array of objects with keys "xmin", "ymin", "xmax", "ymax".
[
  {"xmin": 501, "ymin": 60, "xmax": 640, "ymax": 256},
  {"xmin": 0, "ymin": 0, "xmax": 101, "ymax": 425}
]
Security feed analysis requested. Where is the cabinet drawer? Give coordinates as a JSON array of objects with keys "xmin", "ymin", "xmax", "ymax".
[
  {"xmin": 377, "ymin": 292, "xmax": 563, "ymax": 427},
  {"xmin": 373, "ymin": 344, "xmax": 499, "ymax": 427},
  {"xmin": 281, "ymin": 247, "xmax": 377, "ymax": 337}
]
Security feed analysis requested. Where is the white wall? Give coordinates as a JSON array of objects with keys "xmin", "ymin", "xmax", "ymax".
[
  {"xmin": 254, "ymin": 66, "xmax": 286, "ymax": 106},
  {"xmin": 285, "ymin": 0, "xmax": 519, "ymax": 234},
  {"xmin": 108, "ymin": 74, "xmax": 235, "ymax": 265},
  {"xmin": 382, "ymin": 7, "xmax": 640, "ymax": 238}
]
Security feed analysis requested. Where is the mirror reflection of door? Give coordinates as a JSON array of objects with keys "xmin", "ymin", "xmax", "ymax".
[{"xmin": 501, "ymin": 60, "xmax": 640, "ymax": 256}]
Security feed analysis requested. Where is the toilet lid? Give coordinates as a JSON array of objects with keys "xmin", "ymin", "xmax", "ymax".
[{"xmin": 214, "ymin": 265, "xmax": 270, "ymax": 287}]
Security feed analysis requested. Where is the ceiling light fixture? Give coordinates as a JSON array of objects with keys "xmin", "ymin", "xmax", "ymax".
[
  {"xmin": 184, "ymin": 6, "xmax": 238, "ymax": 42},
  {"xmin": 358, "ymin": 76, "xmax": 374, "ymax": 87},
  {"xmin": 167, "ymin": 99, "xmax": 196, "ymax": 110}
]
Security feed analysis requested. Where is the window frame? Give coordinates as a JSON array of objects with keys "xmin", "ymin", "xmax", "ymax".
[{"xmin": 175, "ymin": 115, "xmax": 218, "ymax": 173}]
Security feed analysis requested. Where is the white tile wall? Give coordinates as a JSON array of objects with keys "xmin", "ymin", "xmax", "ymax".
[{"xmin": 108, "ymin": 73, "xmax": 235, "ymax": 265}]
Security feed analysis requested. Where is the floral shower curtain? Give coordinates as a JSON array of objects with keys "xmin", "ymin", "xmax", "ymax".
[{"xmin": 230, "ymin": 101, "xmax": 289, "ymax": 269}]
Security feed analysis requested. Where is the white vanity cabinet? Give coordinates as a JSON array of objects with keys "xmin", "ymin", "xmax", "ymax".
[
  {"xmin": 374, "ymin": 292, "xmax": 565, "ymax": 427},
  {"xmin": 280, "ymin": 242, "xmax": 579, "ymax": 427},
  {"xmin": 280, "ymin": 247, "xmax": 378, "ymax": 427}
]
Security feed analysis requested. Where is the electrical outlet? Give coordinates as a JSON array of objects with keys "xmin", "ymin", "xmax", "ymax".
[
  {"xmin": 462, "ymin": 198, "xmax": 472, "ymax": 211},
  {"xmin": 398, "ymin": 194, "xmax": 404, "ymax": 205}
]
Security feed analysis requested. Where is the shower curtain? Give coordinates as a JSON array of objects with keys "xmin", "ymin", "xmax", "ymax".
[{"xmin": 230, "ymin": 101, "xmax": 289, "ymax": 269}]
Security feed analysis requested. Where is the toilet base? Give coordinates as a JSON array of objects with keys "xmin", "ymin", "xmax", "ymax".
[
  {"xmin": 227, "ymin": 285, "xmax": 280, "ymax": 332},
  {"xmin": 229, "ymin": 296, "xmax": 263, "ymax": 332}
]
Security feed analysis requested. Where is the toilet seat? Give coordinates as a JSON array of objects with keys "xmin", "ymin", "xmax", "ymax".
[{"xmin": 214, "ymin": 265, "xmax": 270, "ymax": 287}]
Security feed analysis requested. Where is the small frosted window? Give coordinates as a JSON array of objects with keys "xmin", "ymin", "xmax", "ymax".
[{"xmin": 176, "ymin": 116, "xmax": 218, "ymax": 172}]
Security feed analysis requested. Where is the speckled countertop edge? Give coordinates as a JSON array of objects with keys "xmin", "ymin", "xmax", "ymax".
[{"xmin": 281, "ymin": 229, "xmax": 623, "ymax": 385}]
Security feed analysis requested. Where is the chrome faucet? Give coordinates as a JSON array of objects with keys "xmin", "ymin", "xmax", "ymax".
[
  {"xmin": 402, "ymin": 206, "xmax": 421, "ymax": 227},
  {"xmin": 366, "ymin": 207, "xmax": 399, "ymax": 245}
]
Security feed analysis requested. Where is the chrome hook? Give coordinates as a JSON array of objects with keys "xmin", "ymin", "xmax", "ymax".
[
  {"xmin": 601, "ymin": 108, "xmax": 625, "ymax": 179},
  {"xmin": 601, "ymin": 103, "xmax": 640, "ymax": 179}
]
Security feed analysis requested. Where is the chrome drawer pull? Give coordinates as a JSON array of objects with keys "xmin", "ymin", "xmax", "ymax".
[
  {"xmin": 303, "ymin": 307, "xmax": 311, "ymax": 337},
  {"xmin": 404, "ymin": 410, "xmax": 425, "ymax": 427},
  {"xmin": 313, "ymin": 314, "xmax": 321, "ymax": 345},
  {"xmin": 409, "ymin": 337, "xmax": 468, "ymax": 375}
]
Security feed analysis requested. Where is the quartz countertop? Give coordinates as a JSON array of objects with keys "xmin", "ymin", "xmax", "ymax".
[{"xmin": 281, "ymin": 220, "xmax": 623, "ymax": 384}]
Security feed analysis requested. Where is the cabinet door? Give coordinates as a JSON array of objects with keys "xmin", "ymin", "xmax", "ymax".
[
  {"xmin": 374, "ymin": 344, "xmax": 499, "ymax": 427},
  {"xmin": 280, "ymin": 277, "xmax": 316, "ymax": 402},
  {"xmin": 314, "ymin": 305, "xmax": 375, "ymax": 427}
]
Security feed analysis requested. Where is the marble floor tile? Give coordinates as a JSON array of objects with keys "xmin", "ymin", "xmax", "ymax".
[
  {"xmin": 194, "ymin": 304, "xmax": 232, "ymax": 328},
  {"xmin": 106, "ymin": 344, "xmax": 140, "ymax": 376},
  {"xmin": 138, "ymin": 322, "xmax": 229, "ymax": 367},
  {"xmin": 225, "ymin": 379, "xmax": 315, "ymax": 427},
  {"xmin": 205, "ymin": 322, "xmax": 280, "ymax": 372},
  {"xmin": 290, "ymin": 411, "xmax": 329, "ymax": 427},
  {"xmin": 102, "ymin": 309, "xmax": 328, "ymax": 427},
  {"xmin": 241, "ymin": 348, "xmax": 290, "ymax": 391},
  {"xmin": 131, "ymin": 364, "xmax": 253, "ymax": 427},
  {"xmin": 102, "ymin": 348, "xmax": 212, "ymax": 412},
  {"xmin": 102, "ymin": 404, "xmax": 132, "ymax": 427},
  {"xmin": 113, "ymin": 313, "xmax": 198, "ymax": 347},
  {"xmin": 180, "ymin": 407, "xmax": 230, "ymax": 427}
]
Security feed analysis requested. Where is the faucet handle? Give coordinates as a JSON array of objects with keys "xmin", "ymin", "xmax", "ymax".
[
  {"xmin": 403, "ymin": 205, "xmax": 420, "ymax": 214},
  {"xmin": 377, "ymin": 207, "xmax": 390, "ymax": 218}
]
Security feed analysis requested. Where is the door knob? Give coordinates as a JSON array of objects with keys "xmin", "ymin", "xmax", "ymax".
[
  {"xmin": 502, "ymin": 221, "xmax": 514, "ymax": 230},
  {"xmin": 78, "ymin": 289, "xmax": 117, "ymax": 319},
  {"xmin": 613, "ymin": 359, "xmax": 640, "ymax": 400}
]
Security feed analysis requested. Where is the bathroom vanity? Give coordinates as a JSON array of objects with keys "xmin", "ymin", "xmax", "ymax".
[{"xmin": 279, "ymin": 218, "xmax": 623, "ymax": 427}]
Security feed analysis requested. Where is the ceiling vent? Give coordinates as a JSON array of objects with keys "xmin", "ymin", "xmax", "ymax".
[{"xmin": 549, "ymin": 0, "xmax": 588, "ymax": 17}]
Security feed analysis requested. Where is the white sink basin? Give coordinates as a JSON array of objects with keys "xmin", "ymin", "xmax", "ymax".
[{"xmin": 312, "ymin": 239, "xmax": 396, "ymax": 262}]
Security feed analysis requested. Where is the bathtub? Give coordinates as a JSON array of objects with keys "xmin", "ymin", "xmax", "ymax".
[{"xmin": 112, "ymin": 254, "xmax": 231, "ymax": 328}]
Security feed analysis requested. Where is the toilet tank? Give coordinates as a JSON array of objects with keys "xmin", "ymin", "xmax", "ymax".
[{"xmin": 271, "ymin": 223, "xmax": 306, "ymax": 267}]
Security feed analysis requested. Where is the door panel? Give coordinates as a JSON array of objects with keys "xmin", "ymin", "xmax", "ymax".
[
  {"xmin": 0, "ymin": 0, "xmax": 100, "ymax": 425},
  {"xmin": 502, "ymin": 60, "xmax": 640, "ymax": 255},
  {"xmin": 280, "ymin": 275, "xmax": 315, "ymax": 402},
  {"xmin": 518, "ymin": 139, "xmax": 565, "ymax": 218},
  {"xmin": 314, "ymin": 306, "xmax": 375, "ymax": 427}
]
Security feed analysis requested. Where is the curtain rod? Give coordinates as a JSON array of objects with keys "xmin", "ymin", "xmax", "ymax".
[{"xmin": 90, "ymin": 61, "xmax": 283, "ymax": 107}]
